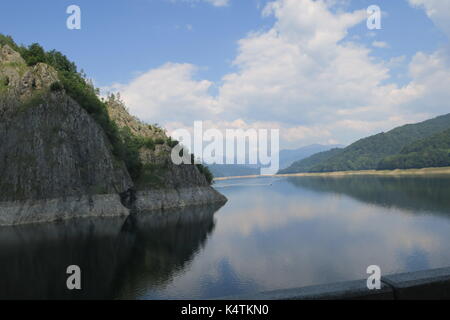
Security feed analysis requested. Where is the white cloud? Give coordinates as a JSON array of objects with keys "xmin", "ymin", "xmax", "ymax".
[
  {"xmin": 111, "ymin": 0, "xmax": 450, "ymax": 149},
  {"xmin": 170, "ymin": 0, "xmax": 230, "ymax": 7},
  {"xmin": 409, "ymin": 0, "xmax": 450, "ymax": 37},
  {"xmin": 113, "ymin": 63, "xmax": 220, "ymax": 124},
  {"xmin": 404, "ymin": 1, "xmax": 450, "ymax": 115},
  {"xmin": 205, "ymin": 0, "xmax": 229, "ymax": 6},
  {"xmin": 405, "ymin": 49, "xmax": 450, "ymax": 114},
  {"xmin": 372, "ymin": 41, "xmax": 389, "ymax": 48}
]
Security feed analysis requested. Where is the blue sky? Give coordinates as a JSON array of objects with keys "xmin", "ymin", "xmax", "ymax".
[
  {"xmin": 1, "ymin": 0, "xmax": 274, "ymax": 85},
  {"xmin": 0, "ymin": 0, "xmax": 444, "ymax": 86},
  {"xmin": 1, "ymin": 0, "xmax": 450, "ymax": 149}
]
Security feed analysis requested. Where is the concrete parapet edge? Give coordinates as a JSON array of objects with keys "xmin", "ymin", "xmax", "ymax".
[{"xmin": 215, "ymin": 267, "xmax": 450, "ymax": 300}]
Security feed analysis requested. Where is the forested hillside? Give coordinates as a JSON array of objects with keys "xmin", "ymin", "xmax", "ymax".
[
  {"xmin": 378, "ymin": 128, "xmax": 450, "ymax": 170},
  {"xmin": 280, "ymin": 113, "xmax": 450, "ymax": 174}
]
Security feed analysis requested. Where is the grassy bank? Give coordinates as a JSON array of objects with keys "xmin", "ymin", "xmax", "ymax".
[{"xmin": 214, "ymin": 167, "xmax": 450, "ymax": 181}]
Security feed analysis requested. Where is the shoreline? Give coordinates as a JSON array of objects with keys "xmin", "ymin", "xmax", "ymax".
[
  {"xmin": 214, "ymin": 166, "xmax": 450, "ymax": 181},
  {"xmin": 0, "ymin": 186, "xmax": 227, "ymax": 227}
]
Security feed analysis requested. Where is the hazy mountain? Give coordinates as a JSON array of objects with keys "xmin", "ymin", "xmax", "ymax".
[
  {"xmin": 209, "ymin": 144, "xmax": 342, "ymax": 178},
  {"xmin": 279, "ymin": 148, "xmax": 344, "ymax": 174},
  {"xmin": 279, "ymin": 144, "xmax": 344, "ymax": 170}
]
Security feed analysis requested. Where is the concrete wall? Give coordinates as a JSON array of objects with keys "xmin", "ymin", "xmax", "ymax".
[{"xmin": 217, "ymin": 267, "xmax": 450, "ymax": 300}]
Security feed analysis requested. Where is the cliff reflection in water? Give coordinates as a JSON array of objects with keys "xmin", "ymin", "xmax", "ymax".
[
  {"xmin": 0, "ymin": 204, "xmax": 222, "ymax": 299},
  {"xmin": 287, "ymin": 175, "xmax": 450, "ymax": 215}
]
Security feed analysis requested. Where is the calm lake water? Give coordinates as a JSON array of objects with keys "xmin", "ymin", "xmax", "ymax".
[{"xmin": 2, "ymin": 175, "xmax": 450, "ymax": 299}]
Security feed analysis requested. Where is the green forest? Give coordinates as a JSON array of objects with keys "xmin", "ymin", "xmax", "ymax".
[
  {"xmin": 378, "ymin": 128, "xmax": 450, "ymax": 170},
  {"xmin": 281, "ymin": 113, "xmax": 450, "ymax": 174}
]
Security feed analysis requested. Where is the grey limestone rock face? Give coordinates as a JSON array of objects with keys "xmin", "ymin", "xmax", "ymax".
[
  {"xmin": 0, "ymin": 194, "xmax": 130, "ymax": 226},
  {"xmin": 0, "ymin": 92, "xmax": 133, "ymax": 202},
  {"xmin": 0, "ymin": 44, "xmax": 226, "ymax": 226},
  {"xmin": 0, "ymin": 91, "xmax": 134, "ymax": 225},
  {"xmin": 0, "ymin": 45, "xmax": 134, "ymax": 225},
  {"xmin": 136, "ymin": 187, "xmax": 227, "ymax": 212}
]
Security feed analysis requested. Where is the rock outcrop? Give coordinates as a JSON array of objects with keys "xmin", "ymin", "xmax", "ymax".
[
  {"xmin": 0, "ymin": 44, "xmax": 226, "ymax": 226},
  {"xmin": 0, "ymin": 45, "xmax": 132, "ymax": 225},
  {"xmin": 106, "ymin": 96, "xmax": 227, "ymax": 212}
]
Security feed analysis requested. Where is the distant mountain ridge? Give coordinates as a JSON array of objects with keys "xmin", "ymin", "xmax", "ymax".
[
  {"xmin": 279, "ymin": 144, "xmax": 344, "ymax": 170},
  {"xmin": 280, "ymin": 113, "xmax": 450, "ymax": 174},
  {"xmin": 209, "ymin": 144, "xmax": 342, "ymax": 178},
  {"xmin": 279, "ymin": 148, "xmax": 344, "ymax": 174}
]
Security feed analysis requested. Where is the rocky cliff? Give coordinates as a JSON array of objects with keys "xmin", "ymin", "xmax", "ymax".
[
  {"xmin": 106, "ymin": 96, "xmax": 226, "ymax": 211},
  {"xmin": 0, "ymin": 42, "xmax": 226, "ymax": 226}
]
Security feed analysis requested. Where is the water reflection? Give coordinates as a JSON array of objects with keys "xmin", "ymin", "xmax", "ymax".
[
  {"xmin": 0, "ymin": 204, "xmax": 222, "ymax": 300},
  {"xmin": 2, "ymin": 176, "xmax": 450, "ymax": 299},
  {"xmin": 288, "ymin": 175, "xmax": 450, "ymax": 216},
  {"xmin": 199, "ymin": 176, "xmax": 450, "ymax": 296}
]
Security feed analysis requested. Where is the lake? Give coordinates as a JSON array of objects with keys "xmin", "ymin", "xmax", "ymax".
[{"xmin": 1, "ymin": 175, "xmax": 450, "ymax": 299}]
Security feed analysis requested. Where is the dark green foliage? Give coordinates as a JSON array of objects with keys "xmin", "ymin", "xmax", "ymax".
[
  {"xmin": 1, "ymin": 76, "xmax": 9, "ymax": 88},
  {"xmin": 196, "ymin": 164, "xmax": 214, "ymax": 184},
  {"xmin": 143, "ymin": 138, "xmax": 155, "ymax": 151},
  {"xmin": 125, "ymin": 135, "xmax": 164, "ymax": 152},
  {"xmin": 167, "ymin": 137, "xmax": 179, "ymax": 148},
  {"xmin": 189, "ymin": 154, "xmax": 215, "ymax": 184},
  {"xmin": 116, "ymin": 127, "xmax": 143, "ymax": 181},
  {"xmin": 292, "ymin": 114, "xmax": 450, "ymax": 173},
  {"xmin": 50, "ymin": 81, "xmax": 63, "ymax": 92},
  {"xmin": 378, "ymin": 128, "xmax": 450, "ymax": 170},
  {"xmin": 1, "ymin": 36, "xmax": 76, "ymax": 72},
  {"xmin": 45, "ymin": 50, "xmax": 77, "ymax": 73},
  {"xmin": 138, "ymin": 137, "xmax": 166, "ymax": 151},
  {"xmin": 19, "ymin": 43, "xmax": 46, "ymax": 66}
]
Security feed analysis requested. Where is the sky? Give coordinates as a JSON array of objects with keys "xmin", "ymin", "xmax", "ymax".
[{"xmin": 1, "ymin": 0, "xmax": 450, "ymax": 149}]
